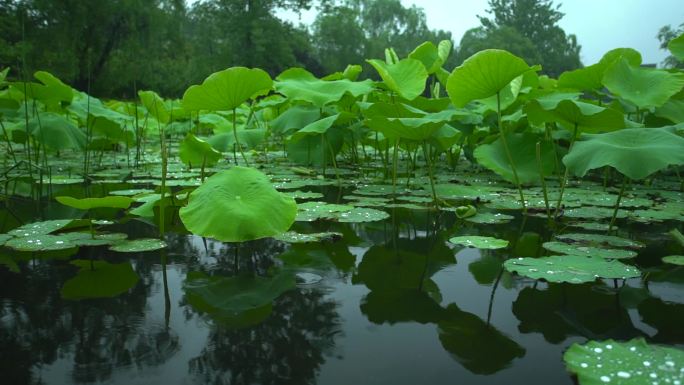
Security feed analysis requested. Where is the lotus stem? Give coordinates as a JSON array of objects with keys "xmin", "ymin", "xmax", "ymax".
[
  {"xmin": 0, "ymin": 120, "xmax": 17, "ymax": 163},
  {"xmin": 232, "ymin": 108, "xmax": 249, "ymax": 166},
  {"xmin": 536, "ymin": 141, "xmax": 551, "ymax": 220},
  {"xmin": 324, "ymin": 135, "xmax": 340, "ymax": 184},
  {"xmin": 554, "ymin": 123, "xmax": 579, "ymax": 218},
  {"xmin": 496, "ymin": 92, "xmax": 526, "ymax": 212},
  {"xmin": 608, "ymin": 175, "xmax": 629, "ymax": 234},
  {"xmin": 392, "ymin": 138, "xmax": 399, "ymax": 197},
  {"xmin": 422, "ymin": 141, "xmax": 438, "ymax": 205}
]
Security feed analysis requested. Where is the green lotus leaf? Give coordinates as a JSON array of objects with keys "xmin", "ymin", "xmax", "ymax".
[
  {"xmin": 504, "ymin": 255, "xmax": 641, "ymax": 284},
  {"xmin": 446, "ymin": 49, "xmax": 533, "ymax": 107},
  {"xmin": 367, "ymin": 58, "xmax": 428, "ymax": 101},
  {"xmin": 139, "ymin": 90, "xmax": 172, "ymax": 124},
  {"xmin": 179, "ymin": 133, "xmax": 222, "ymax": 168},
  {"xmin": 109, "ymin": 238, "xmax": 167, "ymax": 253},
  {"xmin": 182, "ymin": 67, "xmax": 272, "ymax": 111},
  {"xmin": 563, "ymin": 128, "xmax": 684, "ymax": 180},
  {"xmin": 464, "ymin": 212, "xmax": 515, "ymax": 225},
  {"xmin": 564, "ymin": 338, "xmax": 684, "ymax": 385},
  {"xmin": 408, "ymin": 41, "xmax": 445, "ymax": 74},
  {"xmin": 449, "ymin": 236, "xmax": 509, "ymax": 249},
  {"xmin": 55, "ymin": 196, "xmax": 134, "ymax": 210},
  {"xmin": 290, "ymin": 113, "xmax": 343, "ymax": 141},
  {"xmin": 365, "ymin": 116, "xmax": 447, "ymax": 141},
  {"xmin": 8, "ymin": 219, "xmax": 81, "ymax": 237},
  {"xmin": 183, "ymin": 271, "xmax": 295, "ymax": 325},
  {"xmin": 28, "ymin": 112, "xmax": 86, "ymax": 150},
  {"xmin": 663, "ymin": 255, "xmax": 684, "ymax": 266},
  {"xmin": 602, "ymin": 58, "xmax": 684, "ymax": 109},
  {"xmin": 273, "ymin": 231, "xmax": 342, "ymax": 243},
  {"xmin": 28, "ymin": 70, "xmax": 74, "ymax": 105},
  {"xmin": 525, "ymin": 97, "xmax": 625, "ymax": 134},
  {"xmin": 275, "ymin": 68, "xmax": 373, "ymax": 107},
  {"xmin": 474, "ymin": 133, "xmax": 556, "ymax": 185},
  {"xmin": 61, "ymin": 260, "xmax": 139, "ymax": 300},
  {"xmin": 542, "ymin": 241, "xmax": 637, "ymax": 259},
  {"xmin": 208, "ymin": 129, "xmax": 267, "ymax": 152},
  {"xmin": 179, "ymin": 167, "xmax": 297, "ymax": 242},
  {"xmin": 556, "ymin": 233, "xmax": 644, "ymax": 249},
  {"xmin": 655, "ymin": 98, "xmax": 684, "ymax": 124},
  {"xmin": 270, "ymin": 105, "xmax": 321, "ymax": 136},
  {"xmin": 558, "ymin": 48, "xmax": 642, "ymax": 92},
  {"xmin": 281, "ymin": 190, "xmax": 324, "ymax": 200},
  {"xmin": 0, "ymin": 67, "xmax": 8, "ymax": 84},
  {"xmin": 668, "ymin": 33, "xmax": 684, "ymax": 61},
  {"xmin": 5, "ymin": 234, "xmax": 77, "ymax": 252},
  {"xmin": 337, "ymin": 207, "xmax": 389, "ymax": 223},
  {"xmin": 296, "ymin": 202, "xmax": 355, "ymax": 222}
]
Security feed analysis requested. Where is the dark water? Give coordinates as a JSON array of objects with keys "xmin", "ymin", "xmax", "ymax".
[{"xmin": 1, "ymin": 185, "xmax": 683, "ymax": 385}]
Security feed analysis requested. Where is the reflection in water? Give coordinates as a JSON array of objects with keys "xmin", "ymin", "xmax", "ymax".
[{"xmin": 188, "ymin": 288, "xmax": 342, "ymax": 385}]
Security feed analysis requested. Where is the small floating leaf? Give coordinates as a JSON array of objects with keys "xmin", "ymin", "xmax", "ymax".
[
  {"xmin": 273, "ymin": 231, "xmax": 342, "ymax": 243},
  {"xmin": 8, "ymin": 219, "xmax": 78, "ymax": 237},
  {"xmin": 504, "ymin": 255, "xmax": 641, "ymax": 283},
  {"xmin": 56, "ymin": 196, "xmax": 134, "ymax": 210},
  {"xmin": 450, "ymin": 236, "xmax": 509, "ymax": 250},
  {"xmin": 337, "ymin": 208, "xmax": 389, "ymax": 223},
  {"xmin": 542, "ymin": 241, "xmax": 637, "ymax": 259},
  {"xmin": 555, "ymin": 233, "xmax": 644, "ymax": 249},
  {"xmin": 564, "ymin": 338, "xmax": 684, "ymax": 385},
  {"xmin": 464, "ymin": 212, "xmax": 514, "ymax": 224},
  {"xmin": 663, "ymin": 255, "xmax": 684, "ymax": 266},
  {"xmin": 110, "ymin": 238, "xmax": 168, "ymax": 253}
]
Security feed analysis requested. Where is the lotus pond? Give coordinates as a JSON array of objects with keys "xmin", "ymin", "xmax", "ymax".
[{"xmin": 1, "ymin": 41, "xmax": 684, "ymax": 385}]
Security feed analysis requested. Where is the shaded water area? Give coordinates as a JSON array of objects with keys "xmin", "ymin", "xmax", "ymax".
[{"xmin": 0, "ymin": 167, "xmax": 683, "ymax": 385}]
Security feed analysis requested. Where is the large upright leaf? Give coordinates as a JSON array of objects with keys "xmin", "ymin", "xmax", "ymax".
[
  {"xmin": 270, "ymin": 105, "xmax": 320, "ymax": 136},
  {"xmin": 525, "ymin": 96, "xmax": 625, "ymax": 133},
  {"xmin": 28, "ymin": 112, "xmax": 86, "ymax": 150},
  {"xmin": 668, "ymin": 33, "xmax": 684, "ymax": 61},
  {"xmin": 139, "ymin": 90, "xmax": 171, "ymax": 124},
  {"xmin": 367, "ymin": 58, "xmax": 428, "ymax": 101},
  {"xmin": 474, "ymin": 133, "xmax": 556, "ymax": 184},
  {"xmin": 179, "ymin": 133, "xmax": 222, "ymax": 168},
  {"xmin": 446, "ymin": 49, "xmax": 532, "ymax": 107},
  {"xmin": 602, "ymin": 58, "xmax": 684, "ymax": 109},
  {"xmin": 182, "ymin": 67, "xmax": 272, "ymax": 111},
  {"xmin": 275, "ymin": 68, "xmax": 373, "ymax": 107},
  {"xmin": 558, "ymin": 48, "xmax": 642, "ymax": 92},
  {"xmin": 179, "ymin": 167, "xmax": 297, "ymax": 242},
  {"xmin": 563, "ymin": 128, "xmax": 684, "ymax": 180}
]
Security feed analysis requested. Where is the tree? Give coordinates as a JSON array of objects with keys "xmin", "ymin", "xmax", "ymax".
[
  {"xmin": 657, "ymin": 23, "xmax": 684, "ymax": 69},
  {"xmin": 463, "ymin": 0, "xmax": 581, "ymax": 77},
  {"xmin": 455, "ymin": 26, "xmax": 542, "ymax": 68}
]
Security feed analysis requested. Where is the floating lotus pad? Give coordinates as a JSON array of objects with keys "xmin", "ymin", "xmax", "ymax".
[
  {"xmin": 61, "ymin": 260, "xmax": 139, "ymax": 300},
  {"xmin": 282, "ymin": 191, "xmax": 324, "ymax": 200},
  {"xmin": 555, "ymin": 233, "xmax": 644, "ymax": 249},
  {"xmin": 464, "ymin": 212, "xmax": 515, "ymax": 225},
  {"xmin": 8, "ymin": 219, "xmax": 80, "ymax": 237},
  {"xmin": 0, "ymin": 234, "xmax": 11, "ymax": 246},
  {"xmin": 296, "ymin": 202, "xmax": 355, "ymax": 221},
  {"xmin": 337, "ymin": 208, "xmax": 389, "ymax": 223},
  {"xmin": 662, "ymin": 256, "xmax": 684, "ymax": 266},
  {"xmin": 179, "ymin": 167, "xmax": 297, "ymax": 242},
  {"xmin": 504, "ymin": 255, "xmax": 641, "ymax": 283},
  {"xmin": 110, "ymin": 238, "xmax": 168, "ymax": 253},
  {"xmin": 4, "ymin": 234, "xmax": 76, "ymax": 252},
  {"xmin": 564, "ymin": 338, "xmax": 684, "ymax": 385},
  {"xmin": 542, "ymin": 241, "xmax": 637, "ymax": 259},
  {"xmin": 450, "ymin": 236, "xmax": 509, "ymax": 250},
  {"xmin": 55, "ymin": 196, "xmax": 135, "ymax": 210},
  {"xmin": 273, "ymin": 231, "xmax": 342, "ymax": 243}
]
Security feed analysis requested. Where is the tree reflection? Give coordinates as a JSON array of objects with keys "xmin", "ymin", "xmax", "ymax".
[{"xmin": 188, "ymin": 288, "xmax": 342, "ymax": 385}]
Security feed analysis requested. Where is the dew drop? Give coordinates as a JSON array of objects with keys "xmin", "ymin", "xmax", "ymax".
[
  {"xmin": 594, "ymin": 347, "xmax": 604, "ymax": 353},
  {"xmin": 617, "ymin": 371, "xmax": 631, "ymax": 379},
  {"xmin": 600, "ymin": 375, "xmax": 611, "ymax": 383},
  {"xmin": 605, "ymin": 344, "xmax": 613, "ymax": 350},
  {"xmin": 580, "ymin": 363, "xmax": 588, "ymax": 368},
  {"xmin": 665, "ymin": 361, "xmax": 675, "ymax": 367},
  {"xmin": 650, "ymin": 373, "xmax": 658, "ymax": 379},
  {"xmin": 644, "ymin": 361, "xmax": 652, "ymax": 367}
]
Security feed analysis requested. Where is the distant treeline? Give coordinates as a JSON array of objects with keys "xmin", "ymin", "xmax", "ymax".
[{"xmin": 0, "ymin": 0, "xmax": 583, "ymax": 98}]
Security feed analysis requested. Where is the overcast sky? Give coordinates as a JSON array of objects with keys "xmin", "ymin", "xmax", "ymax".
[{"xmin": 279, "ymin": 0, "xmax": 684, "ymax": 67}]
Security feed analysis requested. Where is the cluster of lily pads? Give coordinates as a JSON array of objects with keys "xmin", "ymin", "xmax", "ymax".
[{"xmin": 1, "ymin": 33, "xmax": 684, "ymax": 384}]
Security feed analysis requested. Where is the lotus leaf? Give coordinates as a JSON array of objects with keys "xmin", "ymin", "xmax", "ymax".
[
  {"xmin": 563, "ymin": 128, "xmax": 684, "ymax": 180},
  {"xmin": 275, "ymin": 68, "xmax": 373, "ymax": 107},
  {"xmin": 179, "ymin": 133, "xmax": 222, "ymax": 168},
  {"xmin": 449, "ymin": 236, "xmax": 509, "ymax": 249},
  {"xmin": 602, "ymin": 58, "xmax": 684, "ymax": 109},
  {"xmin": 367, "ymin": 58, "xmax": 428, "ymax": 101},
  {"xmin": 669, "ymin": 33, "xmax": 684, "ymax": 61},
  {"xmin": 182, "ymin": 67, "xmax": 272, "ymax": 111},
  {"xmin": 56, "ymin": 196, "xmax": 134, "ymax": 210},
  {"xmin": 662, "ymin": 256, "xmax": 684, "ymax": 266},
  {"xmin": 179, "ymin": 167, "xmax": 297, "ymax": 242},
  {"xmin": 504, "ymin": 255, "xmax": 641, "ymax": 283},
  {"xmin": 446, "ymin": 49, "xmax": 533, "ymax": 107},
  {"xmin": 474, "ymin": 133, "xmax": 556, "ymax": 185},
  {"xmin": 110, "ymin": 239, "xmax": 167, "ymax": 253},
  {"xmin": 564, "ymin": 338, "xmax": 684, "ymax": 385}
]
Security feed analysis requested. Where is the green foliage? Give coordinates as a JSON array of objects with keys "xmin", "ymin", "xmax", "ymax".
[
  {"xmin": 179, "ymin": 167, "xmax": 297, "ymax": 242},
  {"xmin": 182, "ymin": 67, "xmax": 272, "ymax": 112}
]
